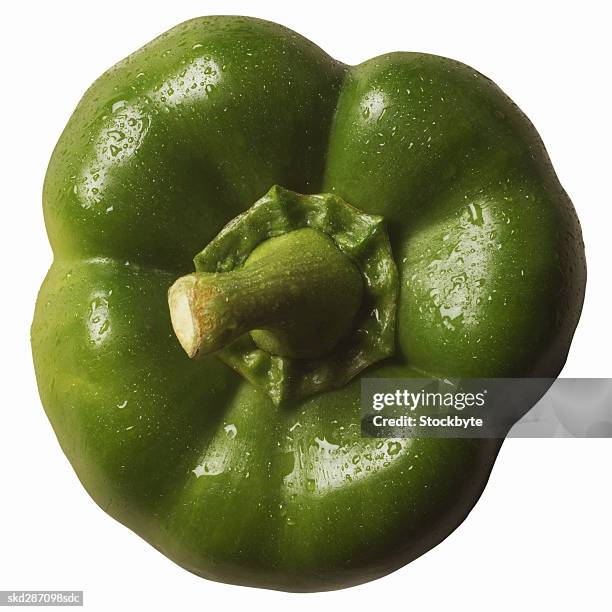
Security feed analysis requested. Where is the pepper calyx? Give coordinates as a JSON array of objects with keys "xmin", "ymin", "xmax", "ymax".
[{"xmin": 169, "ymin": 185, "xmax": 398, "ymax": 405}]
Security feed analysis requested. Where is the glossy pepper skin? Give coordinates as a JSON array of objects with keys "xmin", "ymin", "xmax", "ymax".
[{"xmin": 32, "ymin": 16, "xmax": 586, "ymax": 591}]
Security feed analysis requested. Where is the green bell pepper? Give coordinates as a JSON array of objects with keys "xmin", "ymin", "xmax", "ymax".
[{"xmin": 32, "ymin": 16, "xmax": 586, "ymax": 591}]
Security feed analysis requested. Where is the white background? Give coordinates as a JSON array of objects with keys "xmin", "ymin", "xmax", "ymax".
[{"xmin": 1, "ymin": 1, "xmax": 610, "ymax": 610}]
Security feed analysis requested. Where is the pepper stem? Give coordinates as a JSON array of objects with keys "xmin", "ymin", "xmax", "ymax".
[{"xmin": 168, "ymin": 228, "xmax": 364, "ymax": 360}]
